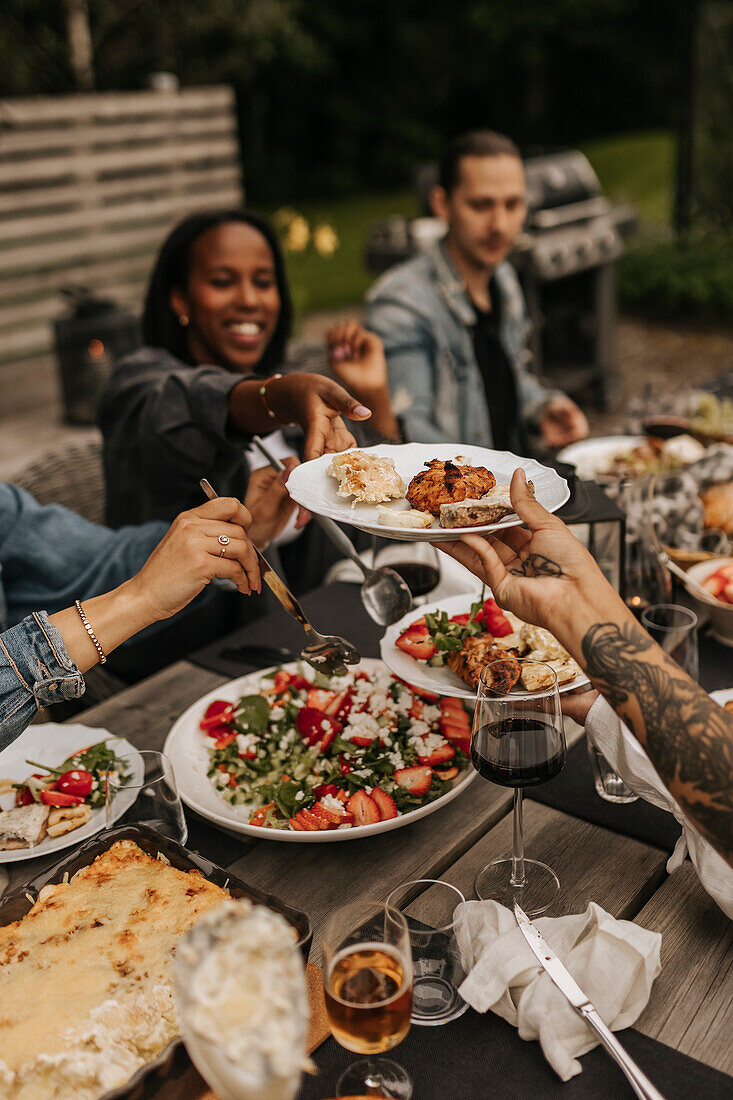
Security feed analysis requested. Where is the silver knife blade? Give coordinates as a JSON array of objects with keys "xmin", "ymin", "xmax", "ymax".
[{"xmin": 513, "ymin": 901, "xmax": 590, "ymax": 1009}]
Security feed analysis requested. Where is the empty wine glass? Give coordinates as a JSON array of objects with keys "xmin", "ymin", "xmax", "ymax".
[
  {"xmin": 105, "ymin": 749, "xmax": 187, "ymax": 843},
  {"xmin": 322, "ymin": 901, "xmax": 413, "ymax": 1099},
  {"xmin": 471, "ymin": 661, "xmax": 566, "ymax": 916},
  {"xmin": 641, "ymin": 604, "xmax": 699, "ymax": 681}
]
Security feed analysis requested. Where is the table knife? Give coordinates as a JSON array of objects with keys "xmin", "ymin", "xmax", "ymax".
[{"xmin": 513, "ymin": 902, "xmax": 666, "ymax": 1100}]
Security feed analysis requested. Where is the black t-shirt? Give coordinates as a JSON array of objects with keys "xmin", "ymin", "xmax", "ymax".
[{"xmin": 471, "ymin": 279, "xmax": 518, "ymax": 452}]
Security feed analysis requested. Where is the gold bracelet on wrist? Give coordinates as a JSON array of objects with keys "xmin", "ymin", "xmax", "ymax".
[
  {"xmin": 259, "ymin": 373, "xmax": 283, "ymax": 419},
  {"xmin": 74, "ymin": 600, "xmax": 107, "ymax": 664}
]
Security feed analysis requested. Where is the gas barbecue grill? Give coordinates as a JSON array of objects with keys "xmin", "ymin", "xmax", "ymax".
[{"xmin": 366, "ymin": 149, "xmax": 637, "ymax": 409}]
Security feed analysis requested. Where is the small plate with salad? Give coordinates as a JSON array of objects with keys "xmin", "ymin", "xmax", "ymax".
[
  {"xmin": 381, "ymin": 592, "xmax": 590, "ymax": 701},
  {"xmin": 163, "ymin": 659, "xmax": 477, "ymax": 842},
  {"xmin": 0, "ymin": 724, "xmax": 143, "ymax": 862}
]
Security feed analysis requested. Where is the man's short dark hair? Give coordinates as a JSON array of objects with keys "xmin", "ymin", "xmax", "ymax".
[{"xmin": 438, "ymin": 130, "xmax": 521, "ymax": 193}]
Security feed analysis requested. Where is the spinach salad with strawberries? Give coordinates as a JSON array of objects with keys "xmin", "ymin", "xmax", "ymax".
[{"xmin": 198, "ymin": 665, "xmax": 472, "ymax": 832}]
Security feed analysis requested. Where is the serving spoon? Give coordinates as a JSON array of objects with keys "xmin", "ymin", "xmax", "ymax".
[
  {"xmin": 251, "ymin": 435, "xmax": 414, "ymax": 626},
  {"xmin": 200, "ymin": 478, "xmax": 360, "ymax": 676}
]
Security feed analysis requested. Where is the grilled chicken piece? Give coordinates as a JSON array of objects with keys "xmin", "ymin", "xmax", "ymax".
[
  {"xmin": 446, "ymin": 635, "xmax": 521, "ymax": 691},
  {"xmin": 406, "ymin": 459, "xmax": 496, "ymax": 517}
]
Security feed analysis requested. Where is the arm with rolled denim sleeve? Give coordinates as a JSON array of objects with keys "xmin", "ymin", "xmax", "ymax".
[
  {"xmin": 0, "ymin": 612, "xmax": 84, "ymax": 752},
  {"xmin": 366, "ymin": 298, "xmax": 452, "ymax": 444}
]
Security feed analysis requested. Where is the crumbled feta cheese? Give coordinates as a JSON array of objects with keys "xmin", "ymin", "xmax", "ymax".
[
  {"xmin": 422, "ymin": 704, "xmax": 441, "ymax": 724},
  {"xmin": 409, "ymin": 732, "xmax": 447, "ymax": 755},
  {"xmin": 408, "ymin": 718, "xmax": 430, "ymax": 738},
  {"xmin": 320, "ymin": 719, "xmax": 330, "ymax": 731},
  {"xmin": 345, "ymin": 712, "xmax": 380, "ymax": 742},
  {"xmin": 235, "ymin": 733, "xmax": 259, "ymax": 755},
  {"xmin": 270, "ymin": 706, "xmax": 285, "ymax": 720},
  {"xmin": 319, "ymin": 793, "xmax": 345, "ymax": 814},
  {"xmin": 388, "ymin": 750, "xmax": 405, "ymax": 771},
  {"xmin": 295, "ymin": 790, "xmax": 305, "ymax": 802}
]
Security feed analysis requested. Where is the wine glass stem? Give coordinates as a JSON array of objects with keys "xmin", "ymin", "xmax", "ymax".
[{"xmin": 510, "ymin": 788, "xmax": 526, "ymax": 887}]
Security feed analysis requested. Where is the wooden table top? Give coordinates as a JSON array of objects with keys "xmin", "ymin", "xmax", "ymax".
[{"xmin": 13, "ymin": 654, "xmax": 733, "ymax": 1093}]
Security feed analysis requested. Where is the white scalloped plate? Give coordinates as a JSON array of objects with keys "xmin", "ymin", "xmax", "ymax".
[
  {"xmin": 286, "ymin": 443, "xmax": 569, "ymax": 542},
  {"xmin": 163, "ymin": 659, "xmax": 476, "ymax": 842},
  {"xmin": 380, "ymin": 594, "xmax": 591, "ymax": 701},
  {"xmin": 0, "ymin": 725, "xmax": 143, "ymax": 863}
]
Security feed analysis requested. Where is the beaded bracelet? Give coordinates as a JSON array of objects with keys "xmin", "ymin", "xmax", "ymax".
[
  {"xmin": 74, "ymin": 600, "xmax": 107, "ymax": 664},
  {"xmin": 259, "ymin": 373, "xmax": 283, "ymax": 419}
]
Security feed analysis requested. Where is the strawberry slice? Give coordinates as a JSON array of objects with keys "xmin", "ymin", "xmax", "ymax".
[
  {"xmin": 410, "ymin": 697, "xmax": 425, "ymax": 720},
  {"xmin": 326, "ymin": 688, "xmax": 354, "ymax": 721},
  {"xmin": 346, "ymin": 790, "xmax": 382, "ymax": 825},
  {"xmin": 395, "ymin": 677, "xmax": 440, "ymax": 702},
  {"xmin": 289, "ymin": 816, "xmax": 305, "ymax": 831},
  {"xmin": 315, "ymin": 725, "xmax": 339, "ymax": 754},
  {"xmin": 349, "ymin": 734, "xmax": 379, "ymax": 748},
  {"xmin": 395, "ymin": 625, "xmax": 437, "ymax": 661},
  {"xmin": 307, "ymin": 688, "xmax": 336, "ymax": 710},
  {"xmin": 371, "ymin": 789, "xmax": 398, "ymax": 820},
  {"xmin": 297, "ymin": 807, "xmax": 329, "ymax": 831},
  {"xmin": 200, "ymin": 700, "xmax": 235, "ymax": 730},
  {"xmin": 394, "ymin": 765, "xmax": 432, "ymax": 796},
  {"xmin": 295, "ymin": 706, "xmax": 328, "ymax": 741},
  {"xmin": 214, "ymin": 731, "xmax": 238, "ymax": 749},
  {"xmin": 338, "ymin": 754, "xmax": 353, "ymax": 775},
  {"xmin": 433, "ymin": 764, "xmax": 459, "ymax": 780},
  {"xmin": 312, "ymin": 802, "xmax": 354, "ymax": 827},
  {"xmin": 40, "ymin": 790, "xmax": 84, "ymax": 807},
  {"xmin": 450, "ymin": 613, "xmax": 471, "ymax": 625},
  {"xmin": 417, "ymin": 743, "xmax": 455, "ymax": 767},
  {"xmin": 314, "ymin": 783, "xmax": 340, "ymax": 800}
]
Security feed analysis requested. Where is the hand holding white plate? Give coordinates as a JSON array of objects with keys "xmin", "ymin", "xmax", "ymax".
[{"xmin": 286, "ymin": 443, "xmax": 569, "ymax": 542}]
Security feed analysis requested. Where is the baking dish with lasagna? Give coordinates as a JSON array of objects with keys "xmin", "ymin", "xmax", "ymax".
[{"xmin": 0, "ymin": 823, "xmax": 311, "ymax": 1100}]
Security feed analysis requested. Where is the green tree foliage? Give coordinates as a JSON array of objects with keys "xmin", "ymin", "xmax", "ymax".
[{"xmin": 0, "ymin": 0, "xmax": 679, "ymax": 200}]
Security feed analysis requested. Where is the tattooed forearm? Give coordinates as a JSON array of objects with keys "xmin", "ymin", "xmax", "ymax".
[
  {"xmin": 509, "ymin": 553, "xmax": 564, "ymax": 578},
  {"xmin": 582, "ymin": 621, "xmax": 733, "ymax": 863}
]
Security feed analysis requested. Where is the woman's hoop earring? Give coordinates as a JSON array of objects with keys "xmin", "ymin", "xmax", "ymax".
[{"xmin": 178, "ymin": 314, "xmax": 189, "ymax": 327}]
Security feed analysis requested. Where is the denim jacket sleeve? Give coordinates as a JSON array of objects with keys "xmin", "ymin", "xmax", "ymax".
[
  {"xmin": 0, "ymin": 612, "xmax": 84, "ymax": 752},
  {"xmin": 366, "ymin": 298, "xmax": 454, "ymax": 445}
]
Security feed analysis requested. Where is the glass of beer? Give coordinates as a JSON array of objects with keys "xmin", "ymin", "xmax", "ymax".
[{"xmin": 322, "ymin": 901, "xmax": 413, "ymax": 1098}]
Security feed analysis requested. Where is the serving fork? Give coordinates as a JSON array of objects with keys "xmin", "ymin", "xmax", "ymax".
[{"xmin": 200, "ymin": 478, "xmax": 360, "ymax": 676}]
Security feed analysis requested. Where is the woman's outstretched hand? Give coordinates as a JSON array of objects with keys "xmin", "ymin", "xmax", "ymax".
[
  {"xmin": 127, "ymin": 497, "xmax": 261, "ymax": 621},
  {"xmin": 265, "ymin": 372, "xmax": 372, "ymax": 461},
  {"xmin": 245, "ymin": 459, "xmax": 305, "ymax": 547}
]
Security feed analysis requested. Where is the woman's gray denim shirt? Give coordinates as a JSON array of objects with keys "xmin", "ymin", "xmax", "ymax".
[
  {"xmin": 366, "ymin": 239, "xmax": 560, "ymax": 449},
  {"xmin": 0, "ymin": 483, "xmax": 165, "ymax": 752}
]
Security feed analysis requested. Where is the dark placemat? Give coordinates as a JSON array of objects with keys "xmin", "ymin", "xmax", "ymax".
[
  {"xmin": 527, "ymin": 737, "xmax": 682, "ymax": 853},
  {"xmin": 190, "ymin": 582, "xmax": 383, "ymax": 679},
  {"xmin": 296, "ymin": 1011, "xmax": 732, "ymax": 1099}
]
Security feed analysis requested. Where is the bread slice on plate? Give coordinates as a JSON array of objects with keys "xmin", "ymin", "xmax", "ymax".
[
  {"xmin": 439, "ymin": 481, "xmax": 534, "ymax": 529},
  {"xmin": 0, "ymin": 803, "xmax": 50, "ymax": 850}
]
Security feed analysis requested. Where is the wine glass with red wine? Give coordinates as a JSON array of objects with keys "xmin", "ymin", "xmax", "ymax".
[
  {"xmin": 372, "ymin": 539, "xmax": 441, "ymax": 604},
  {"xmin": 471, "ymin": 660, "xmax": 566, "ymax": 916},
  {"xmin": 322, "ymin": 901, "xmax": 414, "ymax": 1098}
]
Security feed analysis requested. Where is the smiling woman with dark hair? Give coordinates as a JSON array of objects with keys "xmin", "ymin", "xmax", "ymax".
[{"xmin": 99, "ymin": 210, "xmax": 371, "ymax": 586}]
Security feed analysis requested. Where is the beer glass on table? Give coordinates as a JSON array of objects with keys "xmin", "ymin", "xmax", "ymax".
[{"xmin": 322, "ymin": 901, "xmax": 413, "ymax": 1099}]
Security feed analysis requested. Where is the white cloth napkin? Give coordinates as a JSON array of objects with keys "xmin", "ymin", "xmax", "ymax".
[
  {"xmin": 586, "ymin": 694, "xmax": 733, "ymax": 918},
  {"xmin": 455, "ymin": 899, "xmax": 662, "ymax": 1081}
]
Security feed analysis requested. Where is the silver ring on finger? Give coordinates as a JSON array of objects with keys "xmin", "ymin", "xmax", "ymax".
[{"xmin": 218, "ymin": 533, "xmax": 230, "ymax": 557}]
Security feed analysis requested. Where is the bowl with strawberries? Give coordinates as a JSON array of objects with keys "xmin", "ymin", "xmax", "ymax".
[{"xmin": 686, "ymin": 557, "xmax": 733, "ymax": 646}]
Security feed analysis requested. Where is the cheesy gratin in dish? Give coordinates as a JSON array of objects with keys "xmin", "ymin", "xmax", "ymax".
[{"xmin": 0, "ymin": 840, "xmax": 230, "ymax": 1100}]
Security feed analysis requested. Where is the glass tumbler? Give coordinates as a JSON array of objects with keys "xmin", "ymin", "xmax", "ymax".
[
  {"xmin": 385, "ymin": 879, "xmax": 470, "ymax": 1026},
  {"xmin": 105, "ymin": 749, "xmax": 187, "ymax": 843},
  {"xmin": 641, "ymin": 604, "xmax": 699, "ymax": 682}
]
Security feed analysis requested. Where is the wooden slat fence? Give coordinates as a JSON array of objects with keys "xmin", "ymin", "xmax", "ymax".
[{"xmin": 0, "ymin": 86, "xmax": 243, "ymax": 420}]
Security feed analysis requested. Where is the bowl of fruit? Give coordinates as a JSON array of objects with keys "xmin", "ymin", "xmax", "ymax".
[{"xmin": 686, "ymin": 557, "xmax": 733, "ymax": 646}]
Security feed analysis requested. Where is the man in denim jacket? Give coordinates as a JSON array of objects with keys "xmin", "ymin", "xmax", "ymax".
[{"xmin": 366, "ymin": 130, "xmax": 588, "ymax": 452}]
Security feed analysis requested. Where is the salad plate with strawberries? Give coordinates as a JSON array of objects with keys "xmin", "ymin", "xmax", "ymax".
[
  {"xmin": 381, "ymin": 592, "xmax": 590, "ymax": 701},
  {"xmin": 0, "ymin": 724, "xmax": 142, "ymax": 862},
  {"xmin": 163, "ymin": 659, "xmax": 477, "ymax": 842}
]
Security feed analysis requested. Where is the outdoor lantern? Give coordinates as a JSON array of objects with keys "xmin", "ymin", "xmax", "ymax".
[{"xmin": 54, "ymin": 287, "xmax": 141, "ymax": 425}]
